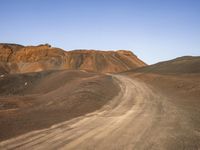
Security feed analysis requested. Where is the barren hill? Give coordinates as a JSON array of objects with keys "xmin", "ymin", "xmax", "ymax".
[
  {"xmin": 133, "ymin": 56, "xmax": 200, "ymax": 74},
  {"xmin": 0, "ymin": 43, "xmax": 146, "ymax": 74}
]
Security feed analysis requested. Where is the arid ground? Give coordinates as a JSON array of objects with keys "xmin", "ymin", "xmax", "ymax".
[{"xmin": 0, "ymin": 44, "xmax": 200, "ymax": 150}]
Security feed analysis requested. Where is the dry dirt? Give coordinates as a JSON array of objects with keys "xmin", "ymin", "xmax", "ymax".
[
  {"xmin": 0, "ymin": 50, "xmax": 199, "ymax": 149},
  {"xmin": 1, "ymin": 74, "xmax": 200, "ymax": 150},
  {"xmin": 0, "ymin": 70, "xmax": 120, "ymax": 141}
]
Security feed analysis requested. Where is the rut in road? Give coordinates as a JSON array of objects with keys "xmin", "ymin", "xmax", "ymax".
[{"xmin": 0, "ymin": 75, "xmax": 200, "ymax": 150}]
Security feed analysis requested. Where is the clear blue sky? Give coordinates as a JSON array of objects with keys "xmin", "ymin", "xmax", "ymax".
[{"xmin": 0, "ymin": 0, "xmax": 200, "ymax": 64}]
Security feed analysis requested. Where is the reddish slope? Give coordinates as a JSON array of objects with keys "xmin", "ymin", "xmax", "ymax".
[{"xmin": 0, "ymin": 43, "xmax": 146, "ymax": 73}]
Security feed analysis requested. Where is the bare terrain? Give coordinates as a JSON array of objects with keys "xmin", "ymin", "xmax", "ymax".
[
  {"xmin": 0, "ymin": 45, "xmax": 200, "ymax": 149},
  {"xmin": 1, "ymin": 74, "xmax": 200, "ymax": 150},
  {"xmin": 0, "ymin": 70, "xmax": 120, "ymax": 141}
]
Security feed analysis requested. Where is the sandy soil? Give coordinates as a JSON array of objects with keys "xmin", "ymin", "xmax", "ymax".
[{"xmin": 1, "ymin": 74, "xmax": 199, "ymax": 150}]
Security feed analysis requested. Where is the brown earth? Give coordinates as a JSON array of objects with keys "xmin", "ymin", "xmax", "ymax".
[
  {"xmin": 1, "ymin": 73, "xmax": 200, "ymax": 150},
  {"xmin": 0, "ymin": 70, "xmax": 120, "ymax": 141},
  {"xmin": 123, "ymin": 56, "xmax": 200, "ymax": 102},
  {"xmin": 0, "ymin": 43, "xmax": 146, "ymax": 74},
  {"xmin": 121, "ymin": 57, "xmax": 200, "ymax": 149},
  {"xmin": 0, "ymin": 52, "xmax": 200, "ymax": 149}
]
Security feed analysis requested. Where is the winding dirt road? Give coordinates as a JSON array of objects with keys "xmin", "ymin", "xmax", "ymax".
[{"xmin": 0, "ymin": 75, "xmax": 200, "ymax": 150}]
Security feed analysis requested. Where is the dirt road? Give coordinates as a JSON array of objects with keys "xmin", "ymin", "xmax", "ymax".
[{"xmin": 0, "ymin": 75, "xmax": 200, "ymax": 150}]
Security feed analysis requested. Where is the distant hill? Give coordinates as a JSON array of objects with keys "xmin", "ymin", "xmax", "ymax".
[
  {"xmin": 133, "ymin": 56, "xmax": 200, "ymax": 74},
  {"xmin": 0, "ymin": 43, "xmax": 146, "ymax": 74}
]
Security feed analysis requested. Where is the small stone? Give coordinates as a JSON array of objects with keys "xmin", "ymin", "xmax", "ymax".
[{"xmin": 0, "ymin": 75, "xmax": 5, "ymax": 78}]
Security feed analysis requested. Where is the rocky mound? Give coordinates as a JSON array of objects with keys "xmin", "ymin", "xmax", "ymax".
[{"xmin": 0, "ymin": 43, "xmax": 146, "ymax": 74}]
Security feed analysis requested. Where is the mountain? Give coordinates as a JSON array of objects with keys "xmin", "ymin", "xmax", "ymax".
[
  {"xmin": 132, "ymin": 56, "xmax": 200, "ymax": 74},
  {"xmin": 0, "ymin": 43, "xmax": 146, "ymax": 74}
]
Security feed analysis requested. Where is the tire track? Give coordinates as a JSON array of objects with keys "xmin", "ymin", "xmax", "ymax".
[{"xmin": 0, "ymin": 75, "xmax": 200, "ymax": 150}]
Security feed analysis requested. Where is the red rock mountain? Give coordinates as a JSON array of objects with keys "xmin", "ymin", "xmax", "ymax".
[{"xmin": 0, "ymin": 43, "xmax": 146, "ymax": 74}]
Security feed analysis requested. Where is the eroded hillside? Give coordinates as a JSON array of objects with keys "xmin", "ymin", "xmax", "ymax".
[{"xmin": 0, "ymin": 44, "xmax": 146, "ymax": 73}]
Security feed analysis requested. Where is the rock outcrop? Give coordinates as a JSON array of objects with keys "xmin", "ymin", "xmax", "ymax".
[{"xmin": 0, "ymin": 43, "xmax": 146, "ymax": 73}]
